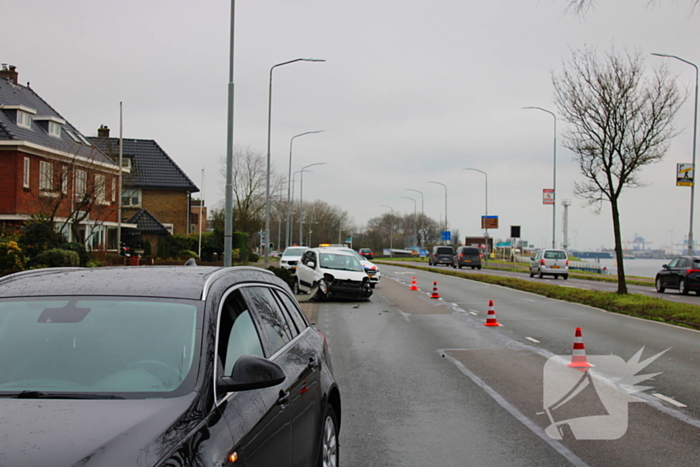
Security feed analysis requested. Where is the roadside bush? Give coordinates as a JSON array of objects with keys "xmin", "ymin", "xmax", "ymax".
[
  {"xmin": 19, "ymin": 215, "xmax": 66, "ymax": 258},
  {"xmin": 178, "ymin": 250, "xmax": 200, "ymax": 260},
  {"xmin": 268, "ymin": 266, "xmax": 294, "ymax": 289},
  {"xmin": 248, "ymin": 252, "xmax": 259, "ymax": 263},
  {"xmin": 58, "ymin": 242, "xmax": 89, "ymax": 267},
  {"xmin": 31, "ymin": 249, "xmax": 80, "ymax": 268},
  {"xmin": 0, "ymin": 240, "xmax": 26, "ymax": 273}
]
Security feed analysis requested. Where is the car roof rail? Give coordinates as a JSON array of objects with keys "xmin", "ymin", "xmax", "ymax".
[{"xmin": 0, "ymin": 267, "xmax": 86, "ymax": 285}]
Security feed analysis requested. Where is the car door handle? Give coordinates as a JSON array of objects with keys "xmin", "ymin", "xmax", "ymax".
[
  {"xmin": 277, "ymin": 389, "xmax": 290, "ymax": 406},
  {"xmin": 307, "ymin": 357, "xmax": 320, "ymax": 370}
]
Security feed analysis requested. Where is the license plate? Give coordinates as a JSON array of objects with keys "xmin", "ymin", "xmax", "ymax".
[
  {"xmin": 464, "ymin": 260, "xmax": 471, "ymax": 262},
  {"xmin": 552, "ymin": 265, "xmax": 560, "ymax": 269}
]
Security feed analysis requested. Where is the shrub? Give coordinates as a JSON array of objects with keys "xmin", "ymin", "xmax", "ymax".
[
  {"xmin": 248, "ymin": 252, "xmax": 259, "ymax": 263},
  {"xmin": 58, "ymin": 242, "xmax": 89, "ymax": 267},
  {"xmin": 31, "ymin": 249, "xmax": 80, "ymax": 268},
  {"xmin": 268, "ymin": 266, "xmax": 294, "ymax": 289},
  {"xmin": 178, "ymin": 250, "xmax": 200, "ymax": 260},
  {"xmin": 0, "ymin": 240, "xmax": 26, "ymax": 273}
]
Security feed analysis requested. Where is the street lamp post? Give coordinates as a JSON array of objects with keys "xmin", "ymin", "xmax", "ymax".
[
  {"xmin": 428, "ymin": 181, "xmax": 448, "ymax": 242},
  {"xmin": 407, "ymin": 188, "xmax": 424, "ymax": 247},
  {"xmin": 523, "ymin": 106, "xmax": 557, "ymax": 249},
  {"xmin": 286, "ymin": 130, "xmax": 324, "ymax": 248},
  {"xmin": 381, "ymin": 205, "xmax": 394, "ymax": 256},
  {"xmin": 290, "ymin": 169, "xmax": 310, "ymax": 245},
  {"xmin": 464, "ymin": 168, "xmax": 488, "ymax": 237},
  {"xmin": 298, "ymin": 162, "xmax": 326, "ymax": 245},
  {"xmin": 223, "ymin": 0, "xmax": 236, "ymax": 267},
  {"xmin": 652, "ymin": 53, "xmax": 698, "ymax": 255},
  {"xmin": 264, "ymin": 57, "xmax": 325, "ymax": 268},
  {"xmin": 402, "ymin": 196, "xmax": 417, "ymax": 245}
]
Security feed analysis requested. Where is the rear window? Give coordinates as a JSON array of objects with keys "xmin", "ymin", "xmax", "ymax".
[
  {"xmin": 462, "ymin": 248, "xmax": 480, "ymax": 255},
  {"xmin": 436, "ymin": 247, "xmax": 454, "ymax": 254},
  {"xmin": 544, "ymin": 250, "xmax": 567, "ymax": 260}
]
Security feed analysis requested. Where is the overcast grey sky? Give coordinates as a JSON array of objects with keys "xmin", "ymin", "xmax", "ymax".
[{"xmin": 4, "ymin": 0, "xmax": 700, "ymax": 252}]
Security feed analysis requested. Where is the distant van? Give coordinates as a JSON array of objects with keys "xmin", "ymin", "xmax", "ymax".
[
  {"xmin": 453, "ymin": 246, "xmax": 482, "ymax": 270},
  {"xmin": 529, "ymin": 249, "xmax": 569, "ymax": 280},
  {"xmin": 429, "ymin": 246, "xmax": 455, "ymax": 266}
]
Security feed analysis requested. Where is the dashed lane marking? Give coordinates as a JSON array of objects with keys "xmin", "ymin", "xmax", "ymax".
[
  {"xmin": 652, "ymin": 393, "xmax": 688, "ymax": 408},
  {"xmin": 525, "ymin": 337, "xmax": 540, "ymax": 344}
]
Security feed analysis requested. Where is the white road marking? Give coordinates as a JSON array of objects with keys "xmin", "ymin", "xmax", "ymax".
[
  {"xmin": 652, "ymin": 393, "xmax": 688, "ymax": 408},
  {"xmin": 469, "ymin": 311, "xmax": 479, "ymax": 316},
  {"xmin": 525, "ymin": 337, "xmax": 540, "ymax": 344},
  {"xmin": 397, "ymin": 309, "xmax": 411, "ymax": 322}
]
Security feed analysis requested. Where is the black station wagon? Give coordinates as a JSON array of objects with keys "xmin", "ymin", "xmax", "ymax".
[{"xmin": 0, "ymin": 266, "xmax": 341, "ymax": 466}]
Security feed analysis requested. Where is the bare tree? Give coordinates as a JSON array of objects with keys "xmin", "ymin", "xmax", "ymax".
[
  {"xmin": 552, "ymin": 46, "xmax": 685, "ymax": 293},
  {"xmin": 218, "ymin": 145, "xmax": 284, "ymax": 236},
  {"xmin": 566, "ymin": 0, "xmax": 699, "ymax": 15}
]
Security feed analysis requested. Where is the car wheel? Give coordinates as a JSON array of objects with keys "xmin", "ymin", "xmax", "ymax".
[
  {"xmin": 679, "ymin": 279, "xmax": 689, "ymax": 295},
  {"xmin": 655, "ymin": 277, "xmax": 665, "ymax": 293},
  {"xmin": 293, "ymin": 278, "xmax": 301, "ymax": 295},
  {"xmin": 318, "ymin": 405, "xmax": 339, "ymax": 467},
  {"xmin": 370, "ymin": 283, "xmax": 376, "ymax": 289},
  {"xmin": 563, "ymin": 274, "xmax": 568, "ymax": 280},
  {"xmin": 538, "ymin": 269, "xmax": 544, "ymax": 279},
  {"xmin": 554, "ymin": 275, "xmax": 559, "ymax": 279},
  {"xmin": 529, "ymin": 269, "xmax": 534, "ymax": 278},
  {"xmin": 310, "ymin": 281, "xmax": 327, "ymax": 302},
  {"xmin": 477, "ymin": 266, "xmax": 482, "ymax": 270}
]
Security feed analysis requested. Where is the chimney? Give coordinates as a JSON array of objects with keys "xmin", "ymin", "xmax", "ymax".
[
  {"xmin": 97, "ymin": 124, "xmax": 110, "ymax": 138},
  {"xmin": 0, "ymin": 64, "xmax": 18, "ymax": 85}
]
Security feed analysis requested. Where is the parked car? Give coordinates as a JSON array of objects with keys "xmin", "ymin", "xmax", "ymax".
[
  {"xmin": 295, "ymin": 247, "xmax": 373, "ymax": 300},
  {"xmin": 326, "ymin": 246, "xmax": 381, "ymax": 288},
  {"xmin": 428, "ymin": 245, "xmax": 455, "ymax": 266},
  {"xmin": 359, "ymin": 248, "xmax": 374, "ymax": 260},
  {"xmin": 655, "ymin": 256, "xmax": 700, "ymax": 295},
  {"xmin": 453, "ymin": 246, "xmax": 483, "ymax": 269},
  {"xmin": 529, "ymin": 249, "xmax": 569, "ymax": 279},
  {"xmin": 279, "ymin": 246, "xmax": 308, "ymax": 274},
  {"xmin": 0, "ymin": 266, "xmax": 340, "ymax": 466}
]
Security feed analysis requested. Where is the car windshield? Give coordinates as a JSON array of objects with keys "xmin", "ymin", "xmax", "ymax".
[
  {"xmin": 0, "ymin": 297, "xmax": 201, "ymax": 398},
  {"xmin": 319, "ymin": 253, "xmax": 364, "ymax": 272},
  {"xmin": 283, "ymin": 248, "xmax": 307, "ymax": 257}
]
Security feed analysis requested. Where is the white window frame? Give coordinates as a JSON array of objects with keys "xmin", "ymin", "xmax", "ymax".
[
  {"xmin": 122, "ymin": 188, "xmax": 141, "ymax": 207},
  {"xmin": 23, "ymin": 157, "xmax": 30, "ymax": 188},
  {"xmin": 48, "ymin": 121, "xmax": 62, "ymax": 138},
  {"xmin": 111, "ymin": 177, "xmax": 116, "ymax": 202},
  {"xmin": 39, "ymin": 161, "xmax": 53, "ymax": 191},
  {"xmin": 76, "ymin": 169, "xmax": 87, "ymax": 198},
  {"xmin": 16, "ymin": 111, "xmax": 32, "ymax": 129},
  {"xmin": 163, "ymin": 223, "xmax": 174, "ymax": 234},
  {"xmin": 95, "ymin": 174, "xmax": 106, "ymax": 204},
  {"xmin": 61, "ymin": 166, "xmax": 69, "ymax": 194}
]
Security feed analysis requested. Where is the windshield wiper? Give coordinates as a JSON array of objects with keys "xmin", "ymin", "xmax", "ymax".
[{"xmin": 9, "ymin": 390, "xmax": 125, "ymax": 400}]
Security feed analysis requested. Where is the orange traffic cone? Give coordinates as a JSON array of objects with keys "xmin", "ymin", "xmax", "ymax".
[
  {"xmin": 568, "ymin": 327, "xmax": 594, "ymax": 370},
  {"xmin": 430, "ymin": 281, "xmax": 441, "ymax": 299},
  {"xmin": 409, "ymin": 277, "xmax": 419, "ymax": 291},
  {"xmin": 484, "ymin": 300, "xmax": 502, "ymax": 326}
]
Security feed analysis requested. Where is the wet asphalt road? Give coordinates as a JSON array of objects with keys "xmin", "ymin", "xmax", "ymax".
[{"xmin": 307, "ymin": 264, "xmax": 700, "ymax": 467}]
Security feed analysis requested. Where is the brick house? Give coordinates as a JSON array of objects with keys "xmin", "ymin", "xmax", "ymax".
[
  {"xmin": 0, "ymin": 65, "xmax": 122, "ymax": 249},
  {"xmin": 88, "ymin": 127, "xmax": 199, "ymax": 254}
]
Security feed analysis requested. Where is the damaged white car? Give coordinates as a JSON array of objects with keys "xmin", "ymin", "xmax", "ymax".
[{"xmin": 294, "ymin": 248, "xmax": 373, "ymax": 300}]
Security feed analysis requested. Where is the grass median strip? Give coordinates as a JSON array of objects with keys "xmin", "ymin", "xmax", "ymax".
[{"xmin": 377, "ymin": 261, "xmax": 700, "ymax": 330}]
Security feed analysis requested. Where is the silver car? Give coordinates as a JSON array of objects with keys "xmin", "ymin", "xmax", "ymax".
[{"xmin": 529, "ymin": 249, "xmax": 569, "ymax": 279}]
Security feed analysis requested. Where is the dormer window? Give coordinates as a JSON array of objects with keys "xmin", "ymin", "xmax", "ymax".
[
  {"xmin": 34, "ymin": 116, "xmax": 66, "ymax": 139},
  {"xmin": 0, "ymin": 104, "xmax": 36, "ymax": 129},
  {"xmin": 17, "ymin": 110, "xmax": 32, "ymax": 129},
  {"xmin": 121, "ymin": 158, "xmax": 132, "ymax": 171}
]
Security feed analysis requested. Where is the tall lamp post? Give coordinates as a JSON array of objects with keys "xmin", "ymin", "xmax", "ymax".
[
  {"xmin": 652, "ymin": 53, "xmax": 698, "ymax": 255},
  {"xmin": 428, "ymin": 181, "xmax": 448, "ymax": 241},
  {"xmin": 286, "ymin": 130, "xmax": 324, "ymax": 248},
  {"xmin": 402, "ymin": 196, "xmax": 417, "ymax": 245},
  {"xmin": 298, "ymin": 162, "xmax": 326, "ymax": 245},
  {"xmin": 407, "ymin": 188, "xmax": 424, "ymax": 247},
  {"xmin": 290, "ymin": 168, "xmax": 311, "ymax": 245},
  {"xmin": 523, "ymin": 106, "xmax": 557, "ymax": 249},
  {"xmin": 464, "ymin": 168, "xmax": 489, "ymax": 237},
  {"xmin": 223, "ymin": 0, "xmax": 236, "ymax": 267},
  {"xmin": 264, "ymin": 57, "xmax": 325, "ymax": 267},
  {"xmin": 381, "ymin": 205, "xmax": 394, "ymax": 257}
]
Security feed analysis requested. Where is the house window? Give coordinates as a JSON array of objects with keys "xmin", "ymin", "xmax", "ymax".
[
  {"xmin": 16, "ymin": 110, "xmax": 32, "ymax": 129},
  {"xmin": 95, "ymin": 174, "xmax": 106, "ymax": 204},
  {"xmin": 163, "ymin": 223, "xmax": 174, "ymax": 234},
  {"xmin": 61, "ymin": 166, "xmax": 69, "ymax": 194},
  {"xmin": 76, "ymin": 169, "xmax": 87, "ymax": 198},
  {"xmin": 121, "ymin": 158, "xmax": 132, "ymax": 172},
  {"xmin": 122, "ymin": 188, "xmax": 141, "ymax": 207},
  {"xmin": 23, "ymin": 157, "xmax": 30, "ymax": 188},
  {"xmin": 39, "ymin": 161, "xmax": 53, "ymax": 190},
  {"xmin": 111, "ymin": 178, "xmax": 116, "ymax": 202},
  {"xmin": 48, "ymin": 121, "xmax": 61, "ymax": 138}
]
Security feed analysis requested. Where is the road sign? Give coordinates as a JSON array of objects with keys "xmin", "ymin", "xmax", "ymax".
[
  {"xmin": 441, "ymin": 230, "xmax": 451, "ymax": 241},
  {"xmin": 543, "ymin": 189, "xmax": 555, "ymax": 205},
  {"xmin": 677, "ymin": 163, "xmax": 694, "ymax": 187},
  {"xmin": 481, "ymin": 216, "xmax": 498, "ymax": 229},
  {"xmin": 511, "ymin": 225, "xmax": 521, "ymax": 238}
]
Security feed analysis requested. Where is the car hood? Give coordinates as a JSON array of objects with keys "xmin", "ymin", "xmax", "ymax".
[
  {"xmin": 320, "ymin": 268, "xmax": 369, "ymax": 281},
  {"xmin": 0, "ymin": 394, "xmax": 197, "ymax": 466}
]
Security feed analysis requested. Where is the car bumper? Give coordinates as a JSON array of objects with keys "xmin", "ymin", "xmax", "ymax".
[{"xmin": 328, "ymin": 280, "xmax": 373, "ymax": 299}]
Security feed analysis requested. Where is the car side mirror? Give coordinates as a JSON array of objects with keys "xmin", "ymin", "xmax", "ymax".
[
  {"xmin": 662, "ymin": 264, "xmax": 669, "ymax": 269},
  {"xmin": 217, "ymin": 355, "xmax": 286, "ymax": 393},
  {"xmin": 306, "ymin": 261, "xmax": 315, "ymax": 268}
]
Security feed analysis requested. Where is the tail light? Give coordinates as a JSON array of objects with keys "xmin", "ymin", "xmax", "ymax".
[
  {"xmin": 540, "ymin": 259, "xmax": 545, "ymax": 265},
  {"xmin": 460, "ymin": 253, "xmax": 464, "ymax": 258},
  {"xmin": 566, "ymin": 260, "xmax": 569, "ymax": 266}
]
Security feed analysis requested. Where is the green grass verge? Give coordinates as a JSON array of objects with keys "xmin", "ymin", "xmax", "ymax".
[{"xmin": 377, "ymin": 261, "xmax": 700, "ymax": 330}]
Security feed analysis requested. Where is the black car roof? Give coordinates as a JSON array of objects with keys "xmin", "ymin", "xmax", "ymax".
[{"xmin": 0, "ymin": 266, "xmax": 277, "ymax": 300}]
